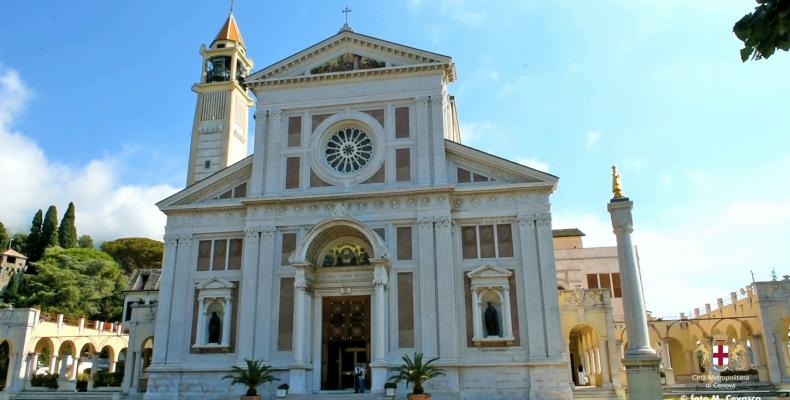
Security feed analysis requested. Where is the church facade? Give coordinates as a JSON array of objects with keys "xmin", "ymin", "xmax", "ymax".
[{"xmin": 149, "ymin": 15, "xmax": 571, "ymax": 399}]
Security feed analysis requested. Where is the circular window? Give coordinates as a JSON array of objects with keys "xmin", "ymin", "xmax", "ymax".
[{"xmin": 324, "ymin": 127, "xmax": 373, "ymax": 174}]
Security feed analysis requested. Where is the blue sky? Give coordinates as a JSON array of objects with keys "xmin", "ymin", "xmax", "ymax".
[{"xmin": 1, "ymin": 1, "xmax": 788, "ymax": 315}]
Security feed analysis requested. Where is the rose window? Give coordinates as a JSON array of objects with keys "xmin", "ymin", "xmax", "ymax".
[{"xmin": 324, "ymin": 127, "xmax": 373, "ymax": 174}]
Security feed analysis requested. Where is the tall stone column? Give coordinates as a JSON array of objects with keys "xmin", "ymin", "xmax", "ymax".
[
  {"xmin": 236, "ymin": 226, "xmax": 261, "ymax": 363},
  {"xmin": 599, "ymin": 337, "xmax": 612, "ymax": 387},
  {"xmin": 607, "ymin": 166, "xmax": 662, "ymax": 399},
  {"xmin": 534, "ymin": 212, "xmax": 566, "ymax": 358},
  {"xmin": 416, "ymin": 217, "xmax": 438, "ymax": 357},
  {"xmin": 264, "ymin": 109, "xmax": 283, "ymax": 194},
  {"xmin": 151, "ymin": 234, "xmax": 179, "ymax": 364},
  {"xmin": 661, "ymin": 339, "xmax": 675, "ymax": 384},
  {"xmin": 249, "ymin": 109, "xmax": 268, "ymax": 196},
  {"xmin": 414, "ymin": 97, "xmax": 431, "ymax": 185},
  {"xmin": 517, "ymin": 214, "xmax": 547, "ymax": 358},
  {"xmin": 254, "ymin": 226, "xmax": 277, "ymax": 360},
  {"xmin": 371, "ymin": 259, "xmax": 390, "ymax": 393},
  {"xmin": 289, "ymin": 263, "xmax": 312, "ymax": 394},
  {"xmin": 166, "ymin": 234, "xmax": 194, "ymax": 362},
  {"xmin": 434, "ymin": 216, "xmax": 458, "ymax": 359}
]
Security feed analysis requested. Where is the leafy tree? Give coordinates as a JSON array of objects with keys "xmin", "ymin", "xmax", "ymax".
[
  {"xmin": 2, "ymin": 273, "xmax": 20, "ymax": 305},
  {"xmin": 77, "ymin": 235, "xmax": 95, "ymax": 249},
  {"xmin": 19, "ymin": 247, "xmax": 127, "ymax": 321},
  {"xmin": 40, "ymin": 206, "xmax": 59, "ymax": 250},
  {"xmin": 25, "ymin": 210, "xmax": 43, "ymax": 261},
  {"xmin": 100, "ymin": 237, "xmax": 163, "ymax": 273},
  {"xmin": 58, "ymin": 202, "xmax": 77, "ymax": 248},
  {"xmin": 0, "ymin": 222, "xmax": 8, "ymax": 250},
  {"xmin": 10, "ymin": 233, "xmax": 27, "ymax": 254},
  {"xmin": 734, "ymin": 0, "xmax": 790, "ymax": 61}
]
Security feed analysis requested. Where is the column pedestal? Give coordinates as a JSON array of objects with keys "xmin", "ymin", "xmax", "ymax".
[{"xmin": 623, "ymin": 356, "xmax": 663, "ymax": 398}]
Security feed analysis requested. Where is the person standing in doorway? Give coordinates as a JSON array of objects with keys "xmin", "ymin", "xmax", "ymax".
[
  {"xmin": 354, "ymin": 365, "xmax": 360, "ymax": 393},
  {"xmin": 357, "ymin": 364, "xmax": 366, "ymax": 393}
]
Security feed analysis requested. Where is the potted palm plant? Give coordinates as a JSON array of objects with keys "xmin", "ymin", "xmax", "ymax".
[
  {"xmin": 276, "ymin": 383, "xmax": 289, "ymax": 398},
  {"xmin": 390, "ymin": 352, "xmax": 445, "ymax": 400},
  {"xmin": 223, "ymin": 359, "xmax": 279, "ymax": 400}
]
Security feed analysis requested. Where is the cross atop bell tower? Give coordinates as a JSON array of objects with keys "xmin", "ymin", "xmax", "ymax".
[{"xmin": 186, "ymin": 12, "xmax": 254, "ymax": 185}]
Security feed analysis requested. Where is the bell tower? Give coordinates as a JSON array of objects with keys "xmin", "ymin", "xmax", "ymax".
[{"xmin": 186, "ymin": 13, "xmax": 254, "ymax": 185}]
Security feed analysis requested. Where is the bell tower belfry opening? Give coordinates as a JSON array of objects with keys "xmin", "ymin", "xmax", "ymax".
[{"xmin": 186, "ymin": 13, "xmax": 254, "ymax": 185}]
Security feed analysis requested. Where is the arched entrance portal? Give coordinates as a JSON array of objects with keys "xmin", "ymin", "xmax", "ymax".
[{"xmin": 288, "ymin": 216, "xmax": 390, "ymax": 394}]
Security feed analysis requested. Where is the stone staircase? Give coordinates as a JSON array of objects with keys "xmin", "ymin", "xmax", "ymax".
[
  {"xmin": 286, "ymin": 391, "xmax": 386, "ymax": 400},
  {"xmin": 572, "ymin": 386, "xmax": 620, "ymax": 399},
  {"xmin": 11, "ymin": 392, "xmax": 124, "ymax": 400}
]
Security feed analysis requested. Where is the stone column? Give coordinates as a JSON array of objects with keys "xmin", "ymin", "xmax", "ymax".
[
  {"xmin": 134, "ymin": 351, "xmax": 143, "ymax": 391},
  {"xmin": 661, "ymin": 339, "xmax": 675, "ymax": 384},
  {"xmin": 121, "ymin": 351, "xmax": 135, "ymax": 392},
  {"xmin": 59, "ymin": 356, "xmax": 69, "ymax": 380},
  {"xmin": 517, "ymin": 214, "xmax": 547, "ymax": 358},
  {"xmin": 26, "ymin": 353, "xmax": 37, "ymax": 379},
  {"xmin": 236, "ymin": 226, "xmax": 261, "ymax": 362},
  {"xmin": 502, "ymin": 287, "xmax": 513, "ymax": 339},
  {"xmin": 195, "ymin": 298, "xmax": 207, "ymax": 345},
  {"xmin": 608, "ymin": 193, "xmax": 661, "ymax": 399},
  {"xmin": 263, "ymin": 109, "xmax": 283, "ymax": 194},
  {"xmin": 289, "ymin": 263, "xmax": 312, "ymax": 394},
  {"xmin": 416, "ymin": 217, "xmax": 438, "ymax": 357},
  {"xmin": 88, "ymin": 352, "xmax": 99, "ymax": 390},
  {"xmin": 414, "ymin": 97, "xmax": 431, "ymax": 185},
  {"xmin": 471, "ymin": 288, "xmax": 482, "ymax": 339},
  {"xmin": 49, "ymin": 355, "xmax": 58, "ymax": 375},
  {"xmin": 371, "ymin": 258, "xmax": 390, "ymax": 393},
  {"xmin": 221, "ymin": 296, "xmax": 233, "ymax": 347},
  {"xmin": 535, "ymin": 212, "xmax": 566, "ymax": 358},
  {"xmin": 429, "ymin": 96, "xmax": 448, "ymax": 184},
  {"xmin": 434, "ymin": 216, "xmax": 458, "ymax": 358},
  {"xmin": 249, "ymin": 109, "xmax": 268, "ymax": 196},
  {"xmin": 739, "ymin": 340, "xmax": 751, "ymax": 369},
  {"xmin": 254, "ymin": 226, "xmax": 277, "ymax": 360},
  {"xmin": 599, "ymin": 337, "xmax": 612, "ymax": 386},
  {"xmin": 151, "ymin": 234, "xmax": 179, "ymax": 364}
]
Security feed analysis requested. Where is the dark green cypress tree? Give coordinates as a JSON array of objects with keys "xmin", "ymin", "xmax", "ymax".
[
  {"xmin": 0, "ymin": 222, "xmax": 8, "ymax": 250},
  {"xmin": 2, "ymin": 273, "xmax": 20, "ymax": 305},
  {"xmin": 25, "ymin": 210, "xmax": 43, "ymax": 261},
  {"xmin": 58, "ymin": 202, "xmax": 77, "ymax": 248},
  {"xmin": 41, "ymin": 206, "xmax": 59, "ymax": 250}
]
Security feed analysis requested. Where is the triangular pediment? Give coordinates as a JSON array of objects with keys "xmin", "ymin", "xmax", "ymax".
[
  {"xmin": 247, "ymin": 29, "xmax": 455, "ymax": 83},
  {"xmin": 467, "ymin": 264, "xmax": 512, "ymax": 279},
  {"xmin": 157, "ymin": 155, "xmax": 252, "ymax": 210},
  {"xmin": 445, "ymin": 140, "xmax": 558, "ymax": 188},
  {"xmin": 196, "ymin": 276, "xmax": 234, "ymax": 290}
]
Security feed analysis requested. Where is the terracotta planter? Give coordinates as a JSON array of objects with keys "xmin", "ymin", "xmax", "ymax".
[
  {"xmin": 407, "ymin": 394, "xmax": 431, "ymax": 400},
  {"xmin": 240, "ymin": 396, "xmax": 261, "ymax": 400}
]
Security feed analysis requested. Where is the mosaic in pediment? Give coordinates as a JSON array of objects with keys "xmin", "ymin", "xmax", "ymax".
[{"xmin": 310, "ymin": 53, "xmax": 385, "ymax": 75}]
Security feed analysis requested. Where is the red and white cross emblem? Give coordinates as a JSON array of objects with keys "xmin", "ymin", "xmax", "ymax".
[{"xmin": 712, "ymin": 341, "xmax": 729, "ymax": 367}]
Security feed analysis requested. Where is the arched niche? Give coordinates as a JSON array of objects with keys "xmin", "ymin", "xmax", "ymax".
[
  {"xmin": 293, "ymin": 216, "xmax": 388, "ymax": 267},
  {"xmin": 467, "ymin": 264, "xmax": 514, "ymax": 345},
  {"xmin": 193, "ymin": 276, "xmax": 234, "ymax": 349}
]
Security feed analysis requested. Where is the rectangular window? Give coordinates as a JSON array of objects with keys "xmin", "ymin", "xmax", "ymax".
[
  {"xmin": 281, "ymin": 233, "xmax": 296, "ymax": 266},
  {"xmin": 228, "ymin": 239, "xmax": 243, "ymax": 270},
  {"xmin": 395, "ymin": 148, "xmax": 411, "ymax": 182},
  {"xmin": 598, "ymin": 273, "xmax": 612, "ymax": 294},
  {"xmin": 397, "ymin": 272, "xmax": 414, "ymax": 348},
  {"xmin": 457, "ymin": 168, "xmax": 471, "ymax": 183},
  {"xmin": 397, "ymin": 226, "xmax": 412, "ymax": 261},
  {"xmin": 478, "ymin": 225, "xmax": 496, "ymax": 258},
  {"xmin": 612, "ymin": 273, "xmax": 622, "ymax": 298},
  {"xmin": 277, "ymin": 277, "xmax": 294, "ymax": 351},
  {"xmin": 461, "ymin": 226, "xmax": 478, "ymax": 259},
  {"xmin": 197, "ymin": 241, "xmax": 212, "ymax": 271},
  {"xmin": 496, "ymin": 224, "xmax": 514, "ymax": 257},
  {"xmin": 586, "ymin": 274, "xmax": 599, "ymax": 289},
  {"xmin": 212, "ymin": 239, "xmax": 227, "ymax": 270},
  {"xmin": 287, "ymin": 116, "xmax": 302, "ymax": 147},
  {"xmin": 395, "ymin": 107, "xmax": 410, "ymax": 138},
  {"xmin": 285, "ymin": 157, "xmax": 300, "ymax": 189},
  {"xmin": 204, "ymin": 160, "xmax": 211, "ymax": 169}
]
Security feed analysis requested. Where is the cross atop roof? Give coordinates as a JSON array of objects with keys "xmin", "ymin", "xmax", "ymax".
[{"xmin": 340, "ymin": 6, "xmax": 353, "ymax": 32}]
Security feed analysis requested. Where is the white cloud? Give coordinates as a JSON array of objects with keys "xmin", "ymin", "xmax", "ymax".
[
  {"xmin": 0, "ymin": 66, "xmax": 177, "ymax": 243},
  {"xmin": 659, "ymin": 173, "xmax": 674, "ymax": 185},
  {"xmin": 459, "ymin": 121, "xmax": 499, "ymax": 145},
  {"xmin": 586, "ymin": 131, "xmax": 601, "ymax": 149},
  {"xmin": 517, "ymin": 158, "xmax": 550, "ymax": 172}
]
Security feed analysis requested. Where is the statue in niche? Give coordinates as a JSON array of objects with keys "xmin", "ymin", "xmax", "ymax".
[
  {"xmin": 484, "ymin": 302, "xmax": 500, "ymax": 337},
  {"xmin": 208, "ymin": 311, "xmax": 222, "ymax": 344}
]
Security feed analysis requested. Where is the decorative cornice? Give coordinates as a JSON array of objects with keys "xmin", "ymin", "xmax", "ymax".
[
  {"xmin": 171, "ymin": 162, "xmax": 253, "ymax": 207},
  {"xmin": 249, "ymin": 63, "xmax": 451, "ymax": 89}
]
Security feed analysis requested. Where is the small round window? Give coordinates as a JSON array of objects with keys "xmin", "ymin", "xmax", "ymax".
[{"xmin": 324, "ymin": 127, "xmax": 373, "ymax": 174}]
